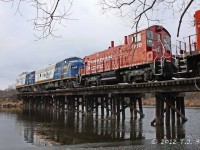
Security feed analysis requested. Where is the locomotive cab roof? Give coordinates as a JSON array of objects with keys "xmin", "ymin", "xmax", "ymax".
[{"xmin": 128, "ymin": 25, "xmax": 170, "ymax": 36}]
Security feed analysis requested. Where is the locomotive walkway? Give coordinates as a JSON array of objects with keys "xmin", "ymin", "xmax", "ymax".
[{"xmin": 19, "ymin": 77, "xmax": 200, "ymax": 127}]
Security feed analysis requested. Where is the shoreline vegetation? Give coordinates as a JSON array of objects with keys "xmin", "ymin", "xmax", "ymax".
[
  {"xmin": 0, "ymin": 87, "xmax": 22, "ymax": 108},
  {"xmin": 143, "ymin": 99, "xmax": 200, "ymax": 107},
  {"xmin": 0, "ymin": 99, "xmax": 23, "ymax": 108},
  {"xmin": 143, "ymin": 92, "xmax": 200, "ymax": 107}
]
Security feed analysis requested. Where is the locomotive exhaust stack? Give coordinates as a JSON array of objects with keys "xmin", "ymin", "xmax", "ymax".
[
  {"xmin": 124, "ymin": 36, "xmax": 128, "ymax": 45},
  {"xmin": 194, "ymin": 10, "xmax": 200, "ymax": 50},
  {"xmin": 111, "ymin": 41, "xmax": 114, "ymax": 48}
]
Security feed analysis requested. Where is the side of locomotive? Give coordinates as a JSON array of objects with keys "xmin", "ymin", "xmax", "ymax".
[
  {"xmin": 79, "ymin": 25, "xmax": 175, "ymax": 86},
  {"xmin": 176, "ymin": 10, "xmax": 200, "ymax": 77},
  {"xmin": 16, "ymin": 57, "xmax": 84, "ymax": 92}
]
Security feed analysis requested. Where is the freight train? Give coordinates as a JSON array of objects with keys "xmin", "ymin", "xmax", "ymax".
[{"xmin": 16, "ymin": 10, "xmax": 200, "ymax": 92}]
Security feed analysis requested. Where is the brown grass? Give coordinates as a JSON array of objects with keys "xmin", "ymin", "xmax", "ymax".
[
  {"xmin": 142, "ymin": 97, "xmax": 200, "ymax": 107},
  {"xmin": 0, "ymin": 99, "xmax": 23, "ymax": 108}
]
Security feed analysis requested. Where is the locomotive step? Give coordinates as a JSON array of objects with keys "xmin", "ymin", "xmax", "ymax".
[
  {"xmin": 180, "ymin": 65, "xmax": 187, "ymax": 69},
  {"xmin": 180, "ymin": 59, "xmax": 186, "ymax": 62},
  {"xmin": 178, "ymin": 70, "xmax": 188, "ymax": 73}
]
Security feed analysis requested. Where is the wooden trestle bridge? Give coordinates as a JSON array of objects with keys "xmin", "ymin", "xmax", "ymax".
[{"xmin": 18, "ymin": 77, "xmax": 200, "ymax": 126}]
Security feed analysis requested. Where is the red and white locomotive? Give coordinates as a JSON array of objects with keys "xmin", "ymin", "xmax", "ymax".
[{"xmin": 78, "ymin": 25, "xmax": 175, "ymax": 86}]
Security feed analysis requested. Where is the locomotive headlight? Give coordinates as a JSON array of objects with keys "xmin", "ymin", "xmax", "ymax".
[{"xmin": 71, "ymin": 66, "xmax": 77, "ymax": 69}]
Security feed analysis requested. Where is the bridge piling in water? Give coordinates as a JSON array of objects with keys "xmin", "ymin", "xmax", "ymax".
[
  {"xmin": 151, "ymin": 92, "xmax": 188, "ymax": 126},
  {"xmin": 21, "ymin": 91, "xmax": 189, "ymax": 126},
  {"xmin": 22, "ymin": 93, "xmax": 145, "ymax": 120}
]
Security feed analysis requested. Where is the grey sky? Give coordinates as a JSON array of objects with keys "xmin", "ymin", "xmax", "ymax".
[{"xmin": 0, "ymin": 0, "xmax": 196, "ymax": 90}]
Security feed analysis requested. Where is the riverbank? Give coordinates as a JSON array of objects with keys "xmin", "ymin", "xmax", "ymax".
[
  {"xmin": 0, "ymin": 99, "xmax": 23, "ymax": 108},
  {"xmin": 143, "ymin": 98, "xmax": 200, "ymax": 107}
]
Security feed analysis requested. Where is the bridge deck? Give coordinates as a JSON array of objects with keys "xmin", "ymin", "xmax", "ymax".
[{"xmin": 19, "ymin": 77, "xmax": 200, "ymax": 96}]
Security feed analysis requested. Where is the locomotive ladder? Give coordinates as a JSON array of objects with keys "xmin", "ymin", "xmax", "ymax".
[
  {"xmin": 177, "ymin": 41, "xmax": 188, "ymax": 73},
  {"xmin": 154, "ymin": 42, "xmax": 166, "ymax": 76},
  {"xmin": 154, "ymin": 57, "xmax": 164, "ymax": 75}
]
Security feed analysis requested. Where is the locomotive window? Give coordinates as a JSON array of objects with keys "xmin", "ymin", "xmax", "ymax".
[
  {"xmin": 157, "ymin": 34, "xmax": 161, "ymax": 42},
  {"xmin": 147, "ymin": 30, "xmax": 154, "ymax": 40},
  {"xmin": 164, "ymin": 35, "xmax": 171, "ymax": 50},
  {"xmin": 157, "ymin": 45, "xmax": 162, "ymax": 52},
  {"xmin": 132, "ymin": 33, "xmax": 141, "ymax": 43},
  {"xmin": 147, "ymin": 30, "xmax": 154, "ymax": 47},
  {"xmin": 147, "ymin": 39, "xmax": 154, "ymax": 47}
]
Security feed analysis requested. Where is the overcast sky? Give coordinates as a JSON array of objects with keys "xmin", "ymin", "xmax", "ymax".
[{"xmin": 0, "ymin": 0, "xmax": 196, "ymax": 90}]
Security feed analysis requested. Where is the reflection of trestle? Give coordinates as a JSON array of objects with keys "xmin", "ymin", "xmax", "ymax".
[
  {"xmin": 20, "ymin": 108, "xmax": 145, "ymax": 144},
  {"xmin": 155, "ymin": 124, "xmax": 185, "ymax": 143}
]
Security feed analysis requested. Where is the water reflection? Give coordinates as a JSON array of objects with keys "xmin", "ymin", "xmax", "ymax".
[
  {"xmin": 16, "ymin": 109, "xmax": 146, "ymax": 145},
  {"xmin": 1, "ymin": 108, "xmax": 200, "ymax": 150},
  {"xmin": 155, "ymin": 124, "xmax": 185, "ymax": 143}
]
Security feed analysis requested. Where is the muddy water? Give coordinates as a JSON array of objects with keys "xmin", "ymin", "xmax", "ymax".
[{"xmin": 0, "ymin": 108, "xmax": 200, "ymax": 149}]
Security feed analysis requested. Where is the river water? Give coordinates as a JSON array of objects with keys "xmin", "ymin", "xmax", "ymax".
[{"xmin": 0, "ymin": 107, "xmax": 200, "ymax": 150}]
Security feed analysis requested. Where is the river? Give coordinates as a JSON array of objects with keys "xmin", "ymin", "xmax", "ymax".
[{"xmin": 0, "ymin": 107, "xmax": 200, "ymax": 150}]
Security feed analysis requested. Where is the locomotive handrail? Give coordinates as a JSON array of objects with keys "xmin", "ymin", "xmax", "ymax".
[
  {"xmin": 183, "ymin": 34, "xmax": 197, "ymax": 54},
  {"xmin": 153, "ymin": 48, "xmax": 159, "ymax": 69}
]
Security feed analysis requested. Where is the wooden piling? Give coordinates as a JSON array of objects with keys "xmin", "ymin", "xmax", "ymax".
[
  {"xmin": 101, "ymin": 97, "xmax": 104, "ymax": 116},
  {"xmin": 180, "ymin": 97, "xmax": 186, "ymax": 123},
  {"xmin": 133, "ymin": 99, "xmax": 137, "ymax": 118},
  {"xmin": 105, "ymin": 97, "xmax": 109, "ymax": 117},
  {"xmin": 165, "ymin": 99, "xmax": 171, "ymax": 125},
  {"xmin": 160, "ymin": 99, "xmax": 164, "ymax": 124},
  {"xmin": 121, "ymin": 97, "xmax": 125, "ymax": 120},
  {"xmin": 176, "ymin": 97, "xmax": 181, "ymax": 125},
  {"xmin": 111, "ymin": 97, "xmax": 116, "ymax": 119},
  {"xmin": 81, "ymin": 96, "xmax": 85, "ymax": 114},
  {"xmin": 156, "ymin": 96, "xmax": 162, "ymax": 125},
  {"xmin": 116, "ymin": 97, "xmax": 120, "ymax": 120},
  {"xmin": 130, "ymin": 97, "xmax": 133, "ymax": 118},
  {"xmin": 138, "ymin": 97, "xmax": 143, "ymax": 118},
  {"xmin": 171, "ymin": 98, "xmax": 175, "ymax": 125}
]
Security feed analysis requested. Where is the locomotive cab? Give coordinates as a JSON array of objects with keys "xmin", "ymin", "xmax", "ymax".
[{"xmin": 145, "ymin": 26, "xmax": 173, "ymax": 78}]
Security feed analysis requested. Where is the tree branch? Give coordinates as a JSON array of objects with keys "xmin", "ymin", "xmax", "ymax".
[{"xmin": 177, "ymin": 0, "xmax": 194, "ymax": 37}]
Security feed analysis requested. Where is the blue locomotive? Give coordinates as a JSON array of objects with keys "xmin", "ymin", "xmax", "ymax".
[{"xmin": 16, "ymin": 57, "xmax": 84, "ymax": 92}]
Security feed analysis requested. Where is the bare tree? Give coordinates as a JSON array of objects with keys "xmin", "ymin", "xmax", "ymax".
[
  {"xmin": 1, "ymin": 0, "xmax": 73, "ymax": 39},
  {"xmin": 1, "ymin": 0, "xmax": 199, "ymax": 38},
  {"xmin": 98, "ymin": 0, "xmax": 198, "ymax": 37}
]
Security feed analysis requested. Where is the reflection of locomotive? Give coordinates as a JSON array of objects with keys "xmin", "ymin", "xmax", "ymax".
[{"xmin": 16, "ymin": 10, "xmax": 200, "ymax": 92}]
